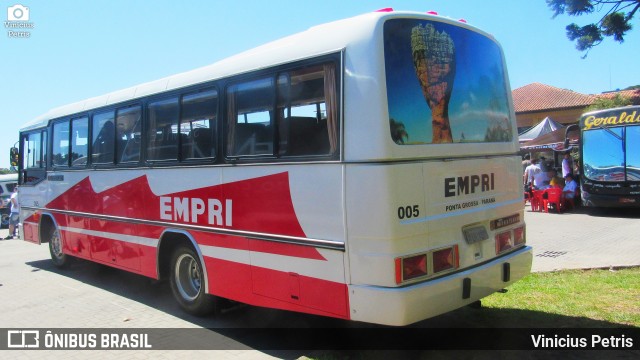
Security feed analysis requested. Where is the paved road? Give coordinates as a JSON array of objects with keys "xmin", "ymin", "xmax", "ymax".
[
  {"xmin": 525, "ymin": 204, "xmax": 640, "ymax": 272},
  {"xmin": 0, "ymin": 206, "xmax": 638, "ymax": 359}
]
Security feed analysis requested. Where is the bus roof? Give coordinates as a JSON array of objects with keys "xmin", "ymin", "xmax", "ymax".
[{"xmin": 20, "ymin": 10, "xmax": 489, "ymax": 132}]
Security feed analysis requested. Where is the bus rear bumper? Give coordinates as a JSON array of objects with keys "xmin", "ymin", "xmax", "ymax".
[{"xmin": 348, "ymin": 246, "xmax": 533, "ymax": 326}]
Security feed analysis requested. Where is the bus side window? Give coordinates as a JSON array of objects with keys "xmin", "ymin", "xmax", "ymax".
[
  {"xmin": 284, "ymin": 116, "xmax": 329, "ymax": 155},
  {"xmin": 147, "ymin": 97, "xmax": 179, "ymax": 161},
  {"xmin": 52, "ymin": 120, "xmax": 70, "ymax": 167},
  {"xmin": 181, "ymin": 89, "xmax": 217, "ymax": 160},
  {"xmin": 71, "ymin": 116, "xmax": 89, "ymax": 166},
  {"xmin": 227, "ymin": 78, "xmax": 275, "ymax": 157},
  {"xmin": 190, "ymin": 127, "xmax": 213, "ymax": 158},
  {"xmin": 277, "ymin": 63, "xmax": 337, "ymax": 157},
  {"xmin": 116, "ymin": 106, "xmax": 142, "ymax": 164},
  {"xmin": 91, "ymin": 111, "xmax": 115, "ymax": 164},
  {"xmin": 21, "ymin": 131, "xmax": 46, "ymax": 185}
]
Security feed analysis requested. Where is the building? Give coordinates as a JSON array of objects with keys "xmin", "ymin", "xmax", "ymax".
[{"xmin": 513, "ymin": 82, "xmax": 640, "ymax": 133}]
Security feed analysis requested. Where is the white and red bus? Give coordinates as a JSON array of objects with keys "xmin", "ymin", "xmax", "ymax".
[{"xmin": 14, "ymin": 9, "xmax": 531, "ymax": 326}]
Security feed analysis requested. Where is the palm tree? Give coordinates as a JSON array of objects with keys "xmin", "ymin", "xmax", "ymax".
[{"xmin": 390, "ymin": 118, "xmax": 409, "ymax": 144}]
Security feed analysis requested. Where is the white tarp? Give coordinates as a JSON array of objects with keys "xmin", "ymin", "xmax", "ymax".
[{"xmin": 518, "ymin": 117, "xmax": 565, "ymax": 143}]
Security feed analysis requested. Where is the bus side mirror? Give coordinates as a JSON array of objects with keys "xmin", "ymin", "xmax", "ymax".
[
  {"xmin": 564, "ymin": 124, "xmax": 579, "ymax": 149},
  {"xmin": 10, "ymin": 147, "xmax": 19, "ymax": 167}
]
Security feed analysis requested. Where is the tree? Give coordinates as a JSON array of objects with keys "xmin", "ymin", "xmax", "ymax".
[
  {"xmin": 389, "ymin": 118, "xmax": 408, "ymax": 144},
  {"xmin": 586, "ymin": 93, "xmax": 632, "ymax": 111},
  {"xmin": 547, "ymin": 0, "xmax": 639, "ymax": 56}
]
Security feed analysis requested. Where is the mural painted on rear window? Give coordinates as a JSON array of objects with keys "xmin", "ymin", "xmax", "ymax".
[{"xmin": 384, "ymin": 19, "xmax": 513, "ymax": 144}]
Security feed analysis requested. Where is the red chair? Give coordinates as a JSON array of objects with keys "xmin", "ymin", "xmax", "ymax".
[
  {"xmin": 530, "ymin": 190, "xmax": 544, "ymax": 212},
  {"xmin": 542, "ymin": 188, "xmax": 564, "ymax": 213}
]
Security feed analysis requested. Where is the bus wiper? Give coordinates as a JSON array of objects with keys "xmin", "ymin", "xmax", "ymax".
[{"xmin": 597, "ymin": 124, "xmax": 623, "ymax": 141}]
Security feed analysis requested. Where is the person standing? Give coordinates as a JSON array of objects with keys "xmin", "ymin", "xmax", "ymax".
[
  {"xmin": 5, "ymin": 186, "xmax": 19, "ymax": 239},
  {"xmin": 562, "ymin": 153, "xmax": 573, "ymax": 178},
  {"xmin": 522, "ymin": 154, "xmax": 531, "ymax": 173},
  {"xmin": 539, "ymin": 156, "xmax": 549, "ymax": 172},
  {"xmin": 524, "ymin": 158, "xmax": 546, "ymax": 189}
]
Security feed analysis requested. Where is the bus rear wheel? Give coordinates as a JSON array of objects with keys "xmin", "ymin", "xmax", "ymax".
[
  {"xmin": 169, "ymin": 246, "xmax": 216, "ymax": 316},
  {"xmin": 47, "ymin": 226, "xmax": 70, "ymax": 268}
]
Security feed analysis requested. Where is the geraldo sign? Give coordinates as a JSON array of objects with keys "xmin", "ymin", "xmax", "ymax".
[{"xmin": 582, "ymin": 110, "xmax": 640, "ymax": 130}]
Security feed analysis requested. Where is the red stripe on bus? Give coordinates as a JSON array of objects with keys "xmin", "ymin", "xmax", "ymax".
[{"xmin": 46, "ymin": 172, "xmax": 307, "ymax": 237}]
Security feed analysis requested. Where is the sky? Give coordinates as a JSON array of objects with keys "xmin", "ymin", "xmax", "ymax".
[{"xmin": 1, "ymin": 0, "xmax": 639, "ymax": 169}]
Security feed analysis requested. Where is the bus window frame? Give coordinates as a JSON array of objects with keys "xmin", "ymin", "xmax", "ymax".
[
  {"xmin": 22, "ymin": 53, "xmax": 341, "ymax": 174},
  {"xmin": 51, "ymin": 119, "xmax": 71, "ymax": 168},
  {"xmin": 70, "ymin": 115, "xmax": 90, "ymax": 168},
  {"xmin": 19, "ymin": 129, "xmax": 47, "ymax": 186},
  {"xmin": 146, "ymin": 95, "xmax": 181, "ymax": 163},
  {"xmin": 90, "ymin": 109, "xmax": 117, "ymax": 167},
  {"xmin": 178, "ymin": 87, "xmax": 219, "ymax": 163},
  {"xmin": 225, "ymin": 76, "xmax": 277, "ymax": 159},
  {"xmin": 115, "ymin": 104, "xmax": 144, "ymax": 166},
  {"xmin": 223, "ymin": 56, "xmax": 341, "ymax": 163}
]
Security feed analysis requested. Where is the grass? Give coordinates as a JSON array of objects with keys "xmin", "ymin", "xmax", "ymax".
[
  {"xmin": 303, "ymin": 268, "xmax": 639, "ymax": 359},
  {"xmin": 377, "ymin": 266, "xmax": 640, "ymax": 329},
  {"xmin": 479, "ymin": 267, "xmax": 640, "ymax": 327}
]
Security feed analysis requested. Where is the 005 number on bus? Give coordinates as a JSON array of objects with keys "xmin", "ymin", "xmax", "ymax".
[{"xmin": 397, "ymin": 205, "xmax": 420, "ymax": 220}]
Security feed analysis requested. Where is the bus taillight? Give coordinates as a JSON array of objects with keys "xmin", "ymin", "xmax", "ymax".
[
  {"xmin": 513, "ymin": 226, "xmax": 526, "ymax": 246},
  {"xmin": 495, "ymin": 230, "xmax": 514, "ymax": 254},
  {"xmin": 433, "ymin": 245, "xmax": 459, "ymax": 274},
  {"xmin": 395, "ymin": 245, "xmax": 461, "ymax": 284},
  {"xmin": 395, "ymin": 254, "xmax": 427, "ymax": 284}
]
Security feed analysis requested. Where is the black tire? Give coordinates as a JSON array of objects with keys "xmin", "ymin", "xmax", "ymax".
[
  {"xmin": 47, "ymin": 225, "xmax": 71, "ymax": 268},
  {"xmin": 1, "ymin": 212, "xmax": 9, "ymax": 228},
  {"xmin": 169, "ymin": 246, "xmax": 216, "ymax": 316}
]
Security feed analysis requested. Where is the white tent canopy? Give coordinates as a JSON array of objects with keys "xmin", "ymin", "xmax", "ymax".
[{"xmin": 518, "ymin": 117, "xmax": 565, "ymax": 143}]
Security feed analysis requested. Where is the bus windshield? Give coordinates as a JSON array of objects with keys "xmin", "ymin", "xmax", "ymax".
[
  {"xmin": 384, "ymin": 18, "xmax": 512, "ymax": 145},
  {"xmin": 583, "ymin": 126, "xmax": 640, "ymax": 182}
]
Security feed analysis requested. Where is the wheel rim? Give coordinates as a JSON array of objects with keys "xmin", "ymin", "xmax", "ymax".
[
  {"xmin": 174, "ymin": 253, "xmax": 201, "ymax": 301},
  {"xmin": 51, "ymin": 230, "xmax": 63, "ymax": 258}
]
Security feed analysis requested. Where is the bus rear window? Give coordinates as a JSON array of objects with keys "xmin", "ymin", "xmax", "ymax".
[{"xmin": 384, "ymin": 19, "xmax": 512, "ymax": 145}]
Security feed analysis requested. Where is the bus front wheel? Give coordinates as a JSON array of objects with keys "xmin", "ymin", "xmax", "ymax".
[{"xmin": 169, "ymin": 246, "xmax": 216, "ymax": 316}]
